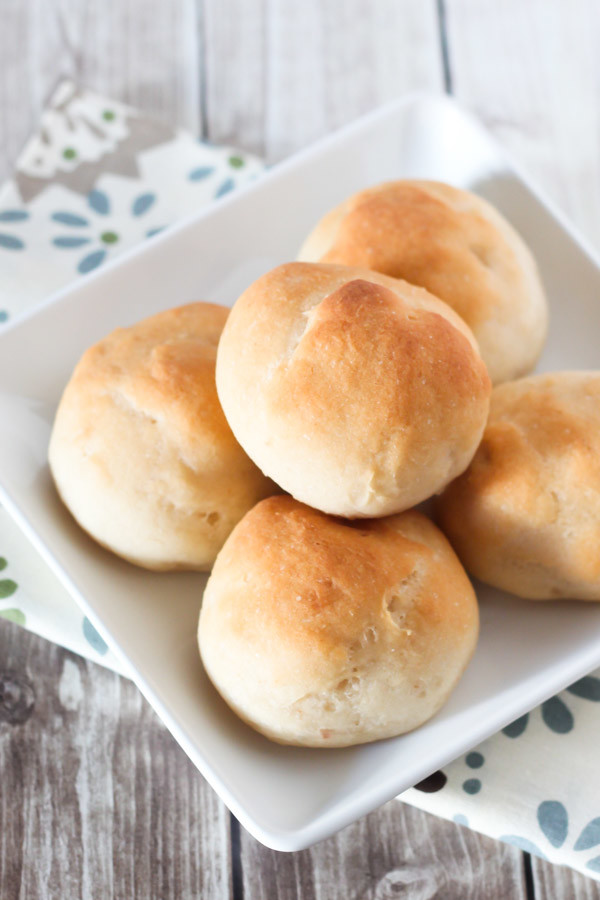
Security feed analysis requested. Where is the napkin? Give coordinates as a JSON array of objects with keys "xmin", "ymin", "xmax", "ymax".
[{"xmin": 2, "ymin": 82, "xmax": 599, "ymax": 880}]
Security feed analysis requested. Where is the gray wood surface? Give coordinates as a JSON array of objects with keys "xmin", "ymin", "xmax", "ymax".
[
  {"xmin": 1, "ymin": 622, "xmax": 531, "ymax": 900},
  {"xmin": 1, "ymin": 0, "xmax": 600, "ymax": 897}
]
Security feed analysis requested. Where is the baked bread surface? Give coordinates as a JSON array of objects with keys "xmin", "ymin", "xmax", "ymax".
[
  {"xmin": 198, "ymin": 496, "xmax": 479, "ymax": 747},
  {"xmin": 49, "ymin": 302, "xmax": 275, "ymax": 570},
  {"xmin": 437, "ymin": 371, "xmax": 600, "ymax": 600},
  {"xmin": 299, "ymin": 180, "xmax": 548, "ymax": 385},
  {"xmin": 216, "ymin": 262, "xmax": 491, "ymax": 518}
]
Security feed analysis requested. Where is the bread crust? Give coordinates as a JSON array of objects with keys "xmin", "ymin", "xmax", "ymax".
[
  {"xmin": 49, "ymin": 303, "xmax": 275, "ymax": 570},
  {"xmin": 216, "ymin": 262, "xmax": 491, "ymax": 517},
  {"xmin": 437, "ymin": 372, "xmax": 600, "ymax": 600},
  {"xmin": 198, "ymin": 496, "xmax": 479, "ymax": 747},
  {"xmin": 299, "ymin": 180, "xmax": 548, "ymax": 385}
]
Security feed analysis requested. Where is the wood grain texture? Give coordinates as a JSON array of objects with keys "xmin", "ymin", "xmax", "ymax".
[
  {"xmin": 531, "ymin": 856, "xmax": 600, "ymax": 900},
  {"xmin": 0, "ymin": 621, "xmax": 231, "ymax": 900},
  {"xmin": 202, "ymin": 0, "xmax": 268, "ymax": 156},
  {"xmin": 204, "ymin": 0, "xmax": 443, "ymax": 161},
  {"xmin": 2, "ymin": 0, "xmax": 600, "ymax": 896},
  {"xmin": 0, "ymin": 0, "xmax": 202, "ymax": 183},
  {"xmin": 445, "ymin": 0, "xmax": 600, "ymax": 246},
  {"xmin": 0, "ymin": 624, "xmax": 532, "ymax": 900},
  {"xmin": 238, "ymin": 802, "xmax": 527, "ymax": 900}
]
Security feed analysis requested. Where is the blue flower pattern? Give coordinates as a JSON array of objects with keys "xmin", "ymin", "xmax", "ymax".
[
  {"xmin": 52, "ymin": 189, "xmax": 157, "ymax": 274},
  {"xmin": 503, "ymin": 675, "xmax": 600, "ymax": 737},
  {"xmin": 480, "ymin": 677, "xmax": 600, "ymax": 872},
  {"xmin": 502, "ymin": 801, "xmax": 600, "ymax": 873},
  {"xmin": 82, "ymin": 616, "xmax": 108, "ymax": 655},
  {"xmin": 0, "ymin": 209, "xmax": 29, "ymax": 250},
  {"xmin": 189, "ymin": 165, "xmax": 215, "ymax": 181},
  {"xmin": 188, "ymin": 151, "xmax": 248, "ymax": 198},
  {"xmin": 50, "ymin": 152, "xmax": 252, "ymax": 276}
]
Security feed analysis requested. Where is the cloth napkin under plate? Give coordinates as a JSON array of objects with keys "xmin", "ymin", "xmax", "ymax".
[{"xmin": 1, "ymin": 81, "xmax": 599, "ymax": 880}]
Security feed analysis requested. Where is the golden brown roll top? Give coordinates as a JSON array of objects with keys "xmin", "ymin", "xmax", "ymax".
[
  {"xmin": 437, "ymin": 372, "xmax": 600, "ymax": 600},
  {"xmin": 216, "ymin": 262, "xmax": 491, "ymax": 518},
  {"xmin": 49, "ymin": 302, "xmax": 275, "ymax": 570},
  {"xmin": 198, "ymin": 496, "xmax": 479, "ymax": 747},
  {"xmin": 299, "ymin": 180, "xmax": 548, "ymax": 385}
]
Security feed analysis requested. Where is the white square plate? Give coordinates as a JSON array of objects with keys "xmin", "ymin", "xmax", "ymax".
[{"xmin": 2, "ymin": 94, "xmax": 600, "ymax": 851}]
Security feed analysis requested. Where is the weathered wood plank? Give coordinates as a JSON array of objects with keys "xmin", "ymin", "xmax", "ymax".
[
  {"xmin": 445, "ymin": 0, "xmax": 600, "ymax": 247},
  {"xmin": 532, "ymin": 857, "xmax": 600, "ymax": 900},
  {"xmin": 202, "ymin": 0, "xmax": 268, "ymax": 156},
  {"xmin": 237, "ymin": 801, "xmax": 527, "ymax": 900},
  {"xmin": 203, "ymin": 0, "xmax": 444, "ymax": 162},
  {"xmin": 264, "ymin": 0, "xmax": 444, "ymax": 161},
  {"xmin": 0, "ymin": 621, "xmax": 231, "ymax": 900},
  {"xmin": 0, "ymin": 0, "xmax": 202, "ymax": 183}
]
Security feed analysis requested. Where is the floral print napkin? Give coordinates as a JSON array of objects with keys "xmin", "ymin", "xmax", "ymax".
[
  {"xmin": 0, "ymin": 80, "xmax": 262, "ymax": 673},
  {"xmin": 1, "ymin": 81, "xmax": 599, "ymax": 881}
]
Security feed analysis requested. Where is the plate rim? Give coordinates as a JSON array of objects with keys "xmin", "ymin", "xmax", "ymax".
[{"xmin": 2, "ymin": 91, "xmax": 600, "ymax": 851}]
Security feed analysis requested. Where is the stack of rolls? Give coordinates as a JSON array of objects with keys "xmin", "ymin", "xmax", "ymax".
[
  {"xmin": 208, "ymin": 260, "xmax": 491, "ymax": 745},
  {"xmin": 54, "ymin": 177, "xmax": 597, "ymax": 752}
]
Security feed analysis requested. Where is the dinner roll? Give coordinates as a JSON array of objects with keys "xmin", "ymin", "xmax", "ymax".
[
  {"xmin": 298, "ymin": 180, "xmax": 548, "ymax": 385},
  {"xmin": 49, "ymin": 303, "xmax": 275, "ymax": 570},
  {"xmin": 198, "ymin": 496, "xmax": 479, "ymax": 747},
  {"xmin": 437, "ymin": 372, "xmax": 600, "ymax": 600},
  {"xmin": 216, "ymin": 262, "xmax": 491, "ymax": 518}
]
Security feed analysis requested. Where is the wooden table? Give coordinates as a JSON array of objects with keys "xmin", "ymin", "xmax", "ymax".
[{"xmin": 1, "ymin": 2, "xmax": 599, "ymax": 897}]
